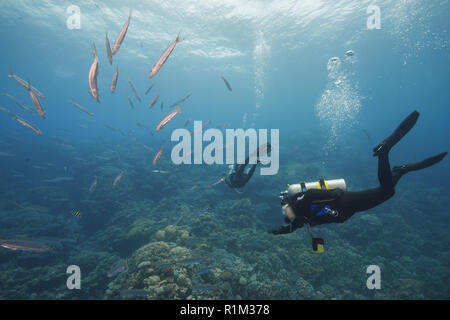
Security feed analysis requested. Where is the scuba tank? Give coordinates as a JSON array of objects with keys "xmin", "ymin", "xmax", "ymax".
[{"xmin": 281, "ymin": 179, "xmax": 347, "ymax": 199}]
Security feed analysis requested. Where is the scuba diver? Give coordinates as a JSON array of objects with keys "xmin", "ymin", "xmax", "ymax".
[
  {"xmin": 224, "ymin": 143, "xmax": 271, "ymax": 189},
  {"xmin": 269, "ymin": 110, "xmax": 447, "ymax": 251}
]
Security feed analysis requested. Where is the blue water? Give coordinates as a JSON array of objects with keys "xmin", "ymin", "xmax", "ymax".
[{"xmin": 0, "ymin": 0, "xmax": 449, "ymax": 300}]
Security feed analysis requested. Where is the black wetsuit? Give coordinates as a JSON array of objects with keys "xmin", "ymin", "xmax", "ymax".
[
  {"xmin": 270, "ymin": 110, "xmax": 447, "ymax": 235},
  {"xmin": 225, "ymin": 157, "xmax": 258, "ymax": 189},
  {"xmin": 225, "ymin": 143, "xmax": 271, "ymax": 189}
]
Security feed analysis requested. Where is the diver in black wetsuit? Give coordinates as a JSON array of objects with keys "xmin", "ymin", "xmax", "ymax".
[
  {"xmin": 269, "ymin": 110, "xmax": 447, "ymax": 235},
  {"xmin": 225, "ymin": 143, "xmax": 272, "ymax": 189}
]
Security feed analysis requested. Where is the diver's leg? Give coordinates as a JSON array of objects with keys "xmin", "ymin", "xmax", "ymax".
[
  {"xmin": 235, "ymin": 163, "xmax": 245, "ymax": 175},
  {"xmin": 344, "ymin": 151, "xmax": 448, "ymax": 213},
  {"xmin": 336, "ymin": 152, "xmax": 396, "ymax": 215},
  {"xmin": 236, "ymin": 155, "xmax": 252, "ymax": 175},
  {"xmin": 373, "ymin": 110, "xmax": 419, "ymax": 157},
  {"xmin": 392, "ymin": 152, "xmax": 448, "ymax": 186},
  {"xmin": 243, "ymin": 164, "xmax": 258, "ymax": 184},
  {"xmin": 337, "ymin": 188, "xmax": 395, "ymax": 214},
  {"xmin": 378, "ymin": 152, "xmax": 394, "ymax": 191}
]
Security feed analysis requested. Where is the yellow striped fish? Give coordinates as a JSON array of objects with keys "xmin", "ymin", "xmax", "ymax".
[{"xmin": 71, "ymin": 210, "xmax": 82, "ymax": 218}]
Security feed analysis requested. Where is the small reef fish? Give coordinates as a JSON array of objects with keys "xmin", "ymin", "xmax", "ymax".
[
  {"xmin": 111, "ymin": 67, "xmax": 119, "ymax": 93},
  {"xmin": 43, "ymin": 177, "xmax": 74, "ymax": 183},
  {"xmin": 192, "ymin": 284, "xmax": 216, "ymax": 292},
  {"xmin": 128, "ymin": 78, "xmax": 141, "ymax": 102},
  {"xmin": 113, "ymin": 170, "xmax": 126, "ymax": 187},
  {"xmin": 107, "ymin": 259, "xmax": 128, "ymax": 278},
  {"xmin": 215, "ymin": 122, "xmax": 230, "ymax": 130},
  {"xmin": 12, "ymin": 173, "xmax": 24, "ymax": 178},
  {"xmin": 0, "ymin": 239, "xmax": 52, "ymax": 252},
  {"xmin": 155, "ymin": 263, "xmax": 173, "ymax": 269},
  {"xmin": 148, "ymin": 94, "xmax": 160, "ymax": 109},
  {"xmin": 203, "ymin": 120, "xmax": 212, "ymax": 130},
  {"xmin": 189, "ymin": 185, "xmax": 198, "ymax": 191},
  {"xmin": 136, "ymin": 121, "xmax": 144, "ymax": 128},
  {"xmin": 176, "ymin": 257, "xmax": 205, "ymax": 265},
  {"xmin": 51, "ymin": 198, "xmax": 70, "ymax": 202},
  {"xmin": 174, "ymin": 214, "xmax": 184, "ymax": 226},
  {"xmin": 0, "ymin": 151, "xmax": 15, "ymax": 157},
  {"xmin": 95, "ymin": 155, "xmax": 112, "ymax": 160},
  {"xmin": 8, "ymin": 72, "xmax": 45, "ymax": 98},
  {"xmin": 202, "ymin": 204, "xmax": 211, "ymax": 212},
  {"xmin": 152, "ymin": 170, "xmax": 169, "ymax": 174},
  {"xmin": 168, "ymin": 93, "xmax": 191, "ymax": 108},
  {"xmin": 156, "ymin": 105, "xmax": 181, "ymax": 131},
  {"xmin": 184, "ymin": 119, "xmax": 191, "ymax": 127},
  {"xmin": 104, "ymin": 124, "xmax": 117, "ymax": 131},
  {"xmin": 71, "ymin": 101, "xmax": 95, "ymax": 117},
  {"xmin": 196, "ymin": 267, "xmax": 212, "ymax": 275},
  {"xmin": 128, "ymin": 97, "xmax": 134, "ymax": 109},
  {"xmin": 71, "ymin": 210, "xmax": 82, "ymax": 218},
  {"xmin": 220, "ymin": 74, "xmax": 232, "ymax": 91},
  {"xmin": 89, "ymin": 177, "xmax": 98, "ymax": 193},
  {"xmin": 120, "ymin": 290, "xmax": 151, "ymax": 297},
  {"xmin": 56, "ymin": 142, "xmax": 76, "ymax": 150},
  {"xmin": 105, "ymin": 32, "xmax": 113, "ymax": 64},
  {"xmin": 142, "ymin": 144, "xmax": 153, "ymax": 152},
  {"xmin": 1, "ymin": 92, "xmax": 33, "ymax": 113},
  {"xmin": 13, "ymin": 114, "xmax": 42, "ymax": 136},
  {"xmin": 89, "ymin": 44, "xmax": 100, "ymax": 102},
  {"xmin": 362, "ymin": 129, "xmax": 371, "ymax": 141},
  {"xmin": 193, "ymin": 120, "xmax": 211, "ymax": 136},
  {"xmin": 160, "ymin": 101, "xmax": 164, "ymax": 110},
  {"xmin": 13, "ymin": 201, "xmax": 25, "ymax": 209},
  {"xmin": 32, "ymin": 165, "xmax": 46, "ymax": 170},
  {"xmin": 145, "ymin": 82, "xmax": 156, "ymax": 95},
  {"xmin": 0, "ymin": 105, "xmax": 12, "ymax": 115},
  {"xmin": 153, "ymin": 145, "xmax": 163, "ymax": 165},
  {"xmin": 112, "ymin": 11, "xmax": 131, "ymax": 55},
  {"xmin": 150, "ymin": 34, "xmax": 182, "ymax": 78}
]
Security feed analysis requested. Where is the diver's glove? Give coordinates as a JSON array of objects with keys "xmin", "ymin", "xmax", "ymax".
[
  {"xmin": 268, "ymin": 219, "xmax": 303, "ymax": 235},
  {"xmin": 268, "ymin": 226, "xmax": 291, "ymax": 235}
]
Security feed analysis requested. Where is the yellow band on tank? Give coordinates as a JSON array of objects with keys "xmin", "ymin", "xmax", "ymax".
[
  {"xmin": 313, "ymin": 244, "xmax": 324, "ymax": 253},
  {"xmin": 316, "ymin": 180, "xmax": 329, "ymax": 190}
]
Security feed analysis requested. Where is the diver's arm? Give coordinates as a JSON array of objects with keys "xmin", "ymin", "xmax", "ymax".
[
  {"xmin": 268, "ymin": 217, "xmax": 304, "ymax": 235},
  {"xmin": 224, "ymin": 177, "xmax": 232, "ymax": 188}
]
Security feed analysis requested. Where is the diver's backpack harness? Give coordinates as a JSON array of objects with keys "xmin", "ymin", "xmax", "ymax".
[{"xmin": 280, "ymin": 178, "xmax": 347, "ymax": 253}]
